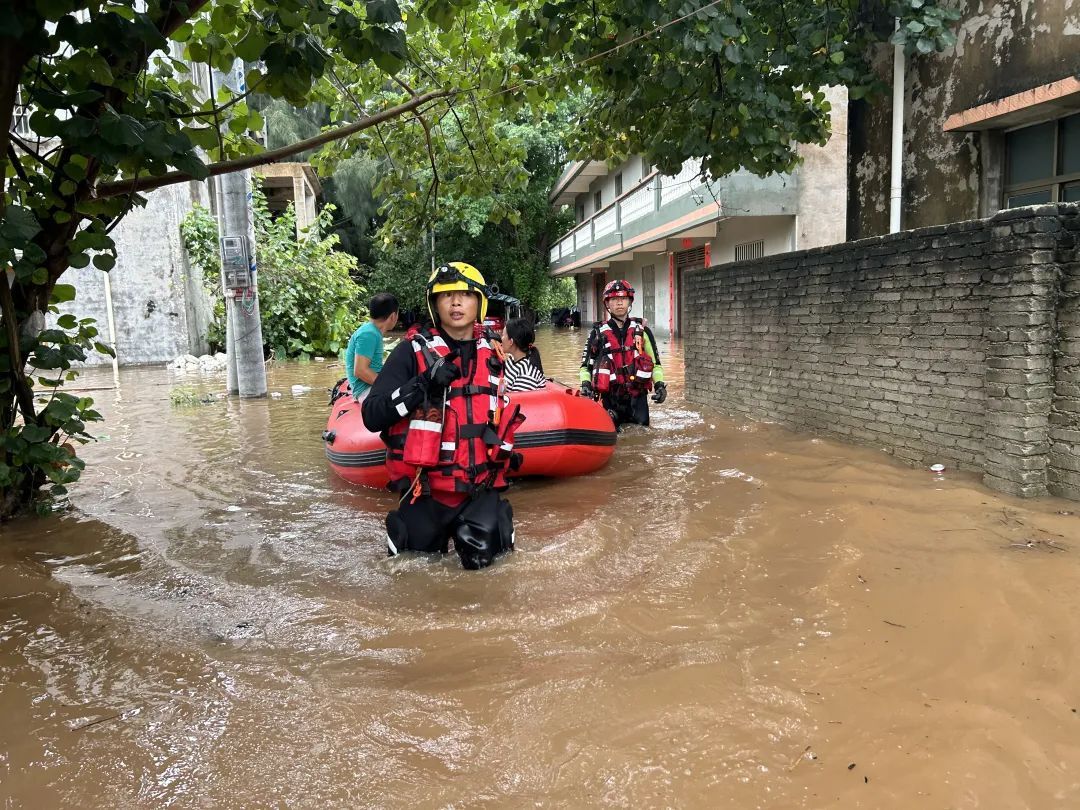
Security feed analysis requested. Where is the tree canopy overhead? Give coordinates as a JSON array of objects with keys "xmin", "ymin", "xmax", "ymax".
[{"xmin": 517, "ymin": 0, "xmax": 958, "ymax": 178}]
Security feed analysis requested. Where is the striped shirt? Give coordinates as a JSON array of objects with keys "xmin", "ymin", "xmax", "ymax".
[{"xmin": 503, "ymin": 355, "xmax": 546, "ymax": 392}]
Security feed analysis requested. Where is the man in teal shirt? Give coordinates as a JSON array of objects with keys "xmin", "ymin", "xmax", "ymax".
[{"xmin": 345, "ymin": 293, "xmax": 399, "ymax": 399}]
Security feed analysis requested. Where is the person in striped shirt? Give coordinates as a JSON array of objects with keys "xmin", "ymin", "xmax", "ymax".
[{"xmin": 500, "ymin": 318, "xmax": 546, "ymax": 392}]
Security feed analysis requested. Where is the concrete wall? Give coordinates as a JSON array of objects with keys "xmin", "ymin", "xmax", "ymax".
[
  {"xmin": 55, "ymin": 180, "xmax": 214, "ymax": 365},
  {"xmin": 684, "ymin": 203, "xmax": 1080, "ymax": 502},
  {"xmin": 712, "ymin": 216, "xmax": 796, "ymax": 265},
  {"xmin": 579, "ymin": 157, "xmax": 651, "ymax": 218},
  {"xmin": 849, "ymin": 0, "xmax": 1080, "ymax": 239},
  {"xmin": 796, "ymin": 85, "xmax": 849, "ymax": 249}
]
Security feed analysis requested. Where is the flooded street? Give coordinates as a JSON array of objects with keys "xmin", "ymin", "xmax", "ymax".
[{"xmin": 2, "ymin": 327, "xmax": 1079, "ymax": 808}]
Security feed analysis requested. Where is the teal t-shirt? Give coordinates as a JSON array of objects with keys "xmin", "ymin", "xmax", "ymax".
[{"xmin": 345, "ymin": 321, "xmax": 384, "ymax": 397}]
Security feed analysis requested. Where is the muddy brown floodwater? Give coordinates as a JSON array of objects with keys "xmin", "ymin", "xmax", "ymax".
[{"xmin": 2, "ymin": 327, "xmax": 1080, "ymax": 808}]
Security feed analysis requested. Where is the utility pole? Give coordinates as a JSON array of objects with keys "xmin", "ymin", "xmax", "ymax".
[
  {"xmin": 214, "ymin": 60, "xmax": 266, "ymax": 398},
  {"xmin": 219, "ymin": 168, "xmax": 267, "ymax": 397},
  {"xmin": 889, "ymin": 18, "xmax": 906, "ymax": 234}
]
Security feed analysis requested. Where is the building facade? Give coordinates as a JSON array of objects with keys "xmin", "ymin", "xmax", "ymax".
[
  {"xmin": 849, "ymin": 0, "xmax": 1080, "ymax": 239},
  {"xmin": 548, "ymin": 88, "xmax": 849, "ymax": 336}
]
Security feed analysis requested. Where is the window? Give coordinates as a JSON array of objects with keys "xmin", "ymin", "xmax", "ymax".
[
  {"xmin": 1003, "ymin": 113, "xmax": 1080, "ymax": 208},
  {"xmin": 734, "ymin": 240, "xmax": 765, "ymax": 262},
  {"xmin": 614, "ymin": 172, "xmax": 623, "ymax": 198},
  {"xmin": 10, "ymin": 88, "xmax": 32, "ymax": 138},
  {"xmin": 593, "ymin": 189, "xmax": 602, "ymax": 213},
  {"xmin": 575, "ymin": 203, "xmax": 585, "ymax": 223}
]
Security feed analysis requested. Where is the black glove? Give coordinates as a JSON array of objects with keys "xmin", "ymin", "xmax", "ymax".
[
  {"xmin": 651, "ymin": 382, "xmax": 667, "ymax": 404},
  {"xmin": 580, "ymin": 380, "xmax": 595, "ymax": 398},
  {"xmin": 423, "ymin": 351, "xmax": 461, "ymax": 392}
]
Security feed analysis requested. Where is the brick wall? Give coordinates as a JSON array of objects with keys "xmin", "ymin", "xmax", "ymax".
[{"xmin": 685, "ymin": 203, "xmax": 1080, "ymax": 501}]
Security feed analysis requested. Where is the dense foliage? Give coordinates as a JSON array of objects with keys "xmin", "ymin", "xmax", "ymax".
[
  {"xmin": 180, "ymin": 184, "xmax": 364, "ymax": 359},
  {"xmin": 363, "ymin": 113, "xmax": 576, "ymax": 317}
]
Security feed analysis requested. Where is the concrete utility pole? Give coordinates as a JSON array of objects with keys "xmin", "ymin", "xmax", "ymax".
[
  {"xmin": 218, "ymin": 168, "xmax": 267, "ymax": 397},
  {"xmin": 214, "ymin": 60, "xmax": 266, "ymax": 398}
]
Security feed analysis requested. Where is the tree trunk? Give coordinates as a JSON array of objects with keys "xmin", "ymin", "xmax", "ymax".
[{"xmin": 0, "ymin": 34, "xmax": 39, "ymax": 521}]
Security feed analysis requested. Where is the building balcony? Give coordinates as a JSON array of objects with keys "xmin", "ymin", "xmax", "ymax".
[{"xmin": 548, "ymin": 161, "xmax": 797, "ymax": 275}]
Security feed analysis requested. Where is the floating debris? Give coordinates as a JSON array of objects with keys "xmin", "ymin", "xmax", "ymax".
[{"xmin": 1006, "ymin": 539, "xmax": 1068, "ymax": 553}]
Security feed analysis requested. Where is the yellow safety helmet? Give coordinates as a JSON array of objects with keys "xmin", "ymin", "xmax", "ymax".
[{"xmin": 427, "ymin": 261, "xmax": 489, "ymax": 324}]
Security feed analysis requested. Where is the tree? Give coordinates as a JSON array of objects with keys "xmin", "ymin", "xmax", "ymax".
[
  {"xmin": 365, "ymin": 110, "xmax": 576, "ymax": 317},
  {"xmin": 1, "ymin": 0, "xmax": 958, "ymax": 519},
  {"xmin": 517, "ymin": 0, "xmax": 959, "ymax": 179}
]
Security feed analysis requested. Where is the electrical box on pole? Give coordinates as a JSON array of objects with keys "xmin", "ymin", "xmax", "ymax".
[{"xmin": 220, "ymin": 236, "xmax": 253, "ymax": 290}]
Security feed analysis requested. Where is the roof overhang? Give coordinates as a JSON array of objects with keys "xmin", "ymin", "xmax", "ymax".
[
  {"xmin": 944, "ymin": 75, "xmax": 1080, "ymax": 132},
  {"xmin": 549, "ymin": 160, "xmax": 608, "ymax": 206}
]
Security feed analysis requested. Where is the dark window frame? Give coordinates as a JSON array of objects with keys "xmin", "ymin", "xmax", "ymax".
[{"xmin": 1003, "ymin": 113, "xmax": 1080, "ymax": 208}]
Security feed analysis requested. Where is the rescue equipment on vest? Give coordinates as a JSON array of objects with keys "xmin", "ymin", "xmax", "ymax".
[
  {"xmin": 384, "ymin": 326, "xmax": 524, "ymax": 497},
  {"xmin": 591, "ymin": 317, "xmax": 653, "ymax": 396},
  {"xmin": 630, "ymin": 333, "xmax": 654, "ymax": 394}
]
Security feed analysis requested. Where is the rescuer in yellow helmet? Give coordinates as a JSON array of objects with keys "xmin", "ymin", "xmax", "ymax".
[{"xmin": 362, "ymin": 262, "xmax": 522, "ymax": 569}]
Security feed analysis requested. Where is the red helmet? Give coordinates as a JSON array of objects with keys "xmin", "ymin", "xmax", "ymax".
[{"xmin": 602, "ymin": 279, "xmax": 635, "ymax": 303}]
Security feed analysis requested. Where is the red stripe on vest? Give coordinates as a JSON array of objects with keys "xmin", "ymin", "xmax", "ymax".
[{"xmin": 385, "ymin": 328, "xmax": 520, "ymax": 495}]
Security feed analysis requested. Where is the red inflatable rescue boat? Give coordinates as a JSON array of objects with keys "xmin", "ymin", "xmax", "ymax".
[{"xmin": 323, "ymin": 380, "xmax": 616, "ymax": 489}]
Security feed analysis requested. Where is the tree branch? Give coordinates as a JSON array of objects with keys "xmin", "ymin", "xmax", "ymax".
[
  {"xmin": 6, "ymin": 144, "xmax": 30, "ymax": 185},
  {"xmin": 9, "ymin": 132, "xmax": 60, "ymax": 172},
  {"xmin": 328, "ymin": 66, "xmax": 396, "ymax": 168},
  {"xmin": 95, "ymin": 89, "xmax": 457, "ymax": 199}
]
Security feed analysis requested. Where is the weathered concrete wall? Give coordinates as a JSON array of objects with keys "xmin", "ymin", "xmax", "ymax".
[
  {"xmin": 685, "ymin": 203, "xmax": 1080, "ymax": 502},
  {"xmin": 55, "ymin": 180, "xmax": 213, "ymax": 366},
  {"xmin": 1050, "ymin": 205, "xmax": 1080, "ymax": 500},
  {"xmin": 849, "ymin": 0, "xmax": 1080, "ymax": 239},
  {"xmin": 796, "ymin": 85, "xmax": 849, "ymax": 249}
]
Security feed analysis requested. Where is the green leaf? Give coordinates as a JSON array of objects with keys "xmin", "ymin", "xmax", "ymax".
[
  {"xmin": 235, "ymin": 28, "xmax": 268, "ymax": 61},
  {"xmin": 366, "ymin": 0, "xmax": 402, "ymax": 26},
  {"xmin": 1, "ymin": 205, "xmax": 41, "ymax": 243},
  {"xmin": 51, "ymin": 283, "xmax": 76, "ymax": 303},
  {"xmin": 100, "ymin": 110, "xmax": 146, "ymax": 147},
  {"xmin": 93, "ymin": 253, "xmax": 116, "ymax": 271}
]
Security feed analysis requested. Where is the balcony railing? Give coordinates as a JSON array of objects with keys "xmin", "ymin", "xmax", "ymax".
[{"xmin": 550, "ymin": 161, "xmax": 707, "ymax": 264}]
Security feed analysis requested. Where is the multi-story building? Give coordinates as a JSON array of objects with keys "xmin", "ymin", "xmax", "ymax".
[{"xmin": 548, "ymin": 88, "xmax": 849, "ymax": 335}]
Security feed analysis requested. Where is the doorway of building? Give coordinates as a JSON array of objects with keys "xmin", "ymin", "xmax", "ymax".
[
  {"xmin": 673, "ymin": 246, "xmax": 706, "ymax": 337},
  {"xmin": 593, "ymin": 272, "xmax": 607, "ymax": 322},
  {"xmin": 641, "ymin": 265, "xmax": 656, "ymax": 325}
]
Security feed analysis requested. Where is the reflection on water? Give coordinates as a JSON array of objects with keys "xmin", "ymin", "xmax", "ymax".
[{"xmin": 2, "ymin": 327, "xmax": 1079, "ymax": 808}]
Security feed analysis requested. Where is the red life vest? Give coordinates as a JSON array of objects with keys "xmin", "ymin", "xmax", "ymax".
[
  {"xmin": 592, "ymin": 318, "xmax": 652, "ymax": 394},
  {"xmin": 384, "ymin": 326, "xmax": 524, "ymax": 500}
]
